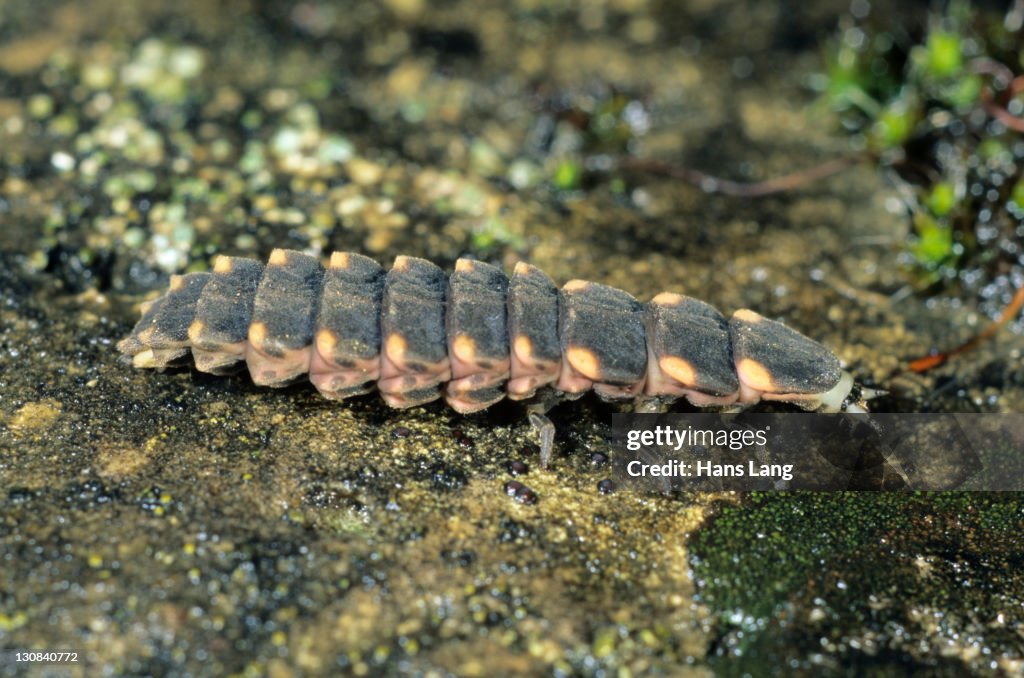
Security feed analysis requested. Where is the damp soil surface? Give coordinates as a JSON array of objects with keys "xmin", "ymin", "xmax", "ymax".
[{"xmin": 1, "ymin": 1, "xmax": 1022, "ymax": 675}]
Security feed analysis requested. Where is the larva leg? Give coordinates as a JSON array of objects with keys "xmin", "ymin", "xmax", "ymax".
[
  {"xmin": 524, "ymin": 388, "xmax": 576, "ymax": 467},
  {"xmin": 528, "ymin": 411, "xmax": 556, "ymax": 469}
]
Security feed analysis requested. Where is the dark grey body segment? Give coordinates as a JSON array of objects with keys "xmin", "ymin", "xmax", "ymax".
[
  {"xmin": 146, "ymin": 273, "xmax": 211, "ymax": 348},
  {"xmin": 647, "ymin": 296, "xmax": 739, "ymax": 396},
  {"xmin": 192, "ymin": 257, "xmax": 264, "ymax": 348},
  {"xmin": 447, "ymin": 261, "xmax": 510, "ymax": 362},
  {"xmin": 316, "ymin": 254, "xmax": 385, "ymax": 362},
  {"xmin": 117, "ymin": 273, "xmax": 208, "ymax": 355},
  {"xmin": 381, "ymin": 257, "xmax": 448, "ymax": 365},
  {"xmin": 561, "ymin": 282, "xmax": 647, "ymax": 384},
  {"xmin": 507, "ymin": 264, "xmax": 561, "ymax": 364},
  {"xmin": 729, "ymin": 313, "xmax": 842, "ymax": 393},
  {"xmin": 251, "ymin": 251, "xmax": 325, "ymax": 355}
]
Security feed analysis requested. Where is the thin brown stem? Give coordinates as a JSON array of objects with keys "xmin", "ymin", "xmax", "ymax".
[
  {"xmin": 618, "ymin": 153, "xmax": 867, "ymax": 198},
  {"xmin": 908, "ymin": 285, "xmax": 1024, "ymax": 373}
]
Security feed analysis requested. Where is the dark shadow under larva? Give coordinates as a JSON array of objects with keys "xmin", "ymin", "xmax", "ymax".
[{"xmin": 118, "ymin": 249, "xmax": 870, "ymax": 466}]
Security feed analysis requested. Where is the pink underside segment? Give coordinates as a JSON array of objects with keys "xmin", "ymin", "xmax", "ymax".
[
  {"xmin": 192, "ymin": 342, "xmax": 247, "ymax": 374},
  {"xmin": 593, "ymin": 381, "xmax": 645, "ymax": 400},
  {"xmin": 444, "ymin": 348, "xmax": 510, "ymax": 413},
  {"xmin": 643, "ymin": 348, "xmax": 740, "ymax": 406},
  {"xmin": 738, "ymin": 381, "xmax": 822, "ymax": 408},
  {"xmin": 245, "ymin": 343, "xmax": 313, "ymax": 387},
  {"xmin": 377, "ymin": 344, "xmax": 451, "ymax": 408},
  {"xmin": 506, "ymin": 342, "xmax": 559, "ymax": 400},
  {"xmin": 555, "ymin": 360, "xmax": 592, "ymax": 394},
  {"xmin": 308, "ymin": 347, "xmax": 380, "ymax": 399}
]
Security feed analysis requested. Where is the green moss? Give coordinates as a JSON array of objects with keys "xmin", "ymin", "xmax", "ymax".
[
  {"xmin": 552, "ymin": 159, "xmax": 582, "ymax": 190},
  {"xmin": 692, "ymin": 493, "xmax": 1024, "ymax": 668},
  {"xmin": 869, "ymin": 98, "xmax": 918, "ymax": 150},
  {"xmin": 912, "ymin": 212, "xmax": 954, "ymax": 267},
  {"xmin": 926, "ymin": 182, "xmax": 957, "ymax": 217},
  {"xmin": 1011, "ymin": 178, "xmax": 1024, "ymax": 209},
  {"xmin": 924, "ymin": 31, "xmax": 963, "ymax": 78}
]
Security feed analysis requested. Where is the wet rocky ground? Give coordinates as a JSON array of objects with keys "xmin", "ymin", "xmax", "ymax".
[{"xmin": 1, "ymin": 0, "xmax": 1022, "ymax": 675}]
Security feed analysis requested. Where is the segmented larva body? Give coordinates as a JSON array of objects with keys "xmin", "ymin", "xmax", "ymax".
[{"xmin": 119, "ymin": 250, "xmax": 860, "ymax": 462}]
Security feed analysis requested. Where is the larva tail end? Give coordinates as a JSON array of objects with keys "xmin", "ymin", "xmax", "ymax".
[{"xmin": 815, "ymin": 371, "xmax": 881, "ymax": 414}]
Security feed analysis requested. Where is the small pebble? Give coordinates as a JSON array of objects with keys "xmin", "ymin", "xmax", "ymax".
[
  {"xmin": 513, "ymin": 486, "xmax": 538, "ymax": 505},
  {"xmin": 504, "ymin": 481, "xmax": 523, "ymax": 496},
  {"xmin": 597, "ymin": 479, "xmax": 615, "ymax": 494},
  {"xmin": 392, "ymin": 426, "xmax": 411, "ymax": 438},
  {"xmin": 452, "ymin": 429, "xmax": 474, "ymax": 448},
  {"xmin": 507, "ymin": 460, "xmax": 529, "ymax": 476},
  {"xmin": 590, "ymin": 452, "xmax": 608, "ymax": 467}
]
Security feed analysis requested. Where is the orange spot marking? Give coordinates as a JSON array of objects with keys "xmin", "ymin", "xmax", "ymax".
[
  {"xmin": 651, "ymin": 292, "xmax": 683, "ymax": 306},
  {"xmin": 660, "ymin": 356, "xmax": 697, "ymax": 387},
  {"xmin": 386, "ymin": 334, "xmax": 407, "ymax": 361},
  {"xmin": 138, "ymin": 326, "xmax": 155, "ymax": 344},
  {"xmin": 733, "ymin": 309, "xmax": 764, "ymax": 324},
  {"xmin": 393, "ymin": 255, "xmax": 411, "ymax": 271},
  {"xmin": 268, "ymin": 249, "xmax": 288, "ymax": 266},
  {"xmin": 316, "ymin": 329, "xmax": 338, "ymax": 355},
  {"xmin": 168, "ymin": 275, "xmax": 185, "ymax": 292},
  {"xmin": 737, "ymin": 357, "xmax": 776, "ymax": 392},
  {"xmin": 248, "ymin": 322, "xmax": 267, "ymax": 348},
  {"xmin": 329, "ymin": 252, "xmax": 350, "ymax": 269},
  {"xmin": 563, "ymin": 279, "xmax": 589, "ymax": 293},
  {"xmin": 213, "ymin": 256, "xmax": 233, "ymax": 273},
  {"xmin": 513, "ymin": 261, "xmax": 531, "ymax": 276},
  {"xmin": 455, "ymin": 259, "xmax": 475, "ymax": 273},
  {"xmin": 513, "ymin": 334, "xmax": 533, "ymax": 360},
  {"xmin": 188, "ymin": 321, "xmax": 205, "ymax": 343},
  {"xmin": 452, "ymin": 335, "xmax": 476, "ymax": 363},
  {"xmin": 566, "ymin": 346, "xmax": 601, "ymax": 380}
]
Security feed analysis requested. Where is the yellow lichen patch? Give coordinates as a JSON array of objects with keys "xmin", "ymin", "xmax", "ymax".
[
  {"xmin": 386, "ymin": 333, "xmax": 407, "ymax": 361},
  {"xmin": 513, "ymin": 334, "xmax": 533, "ymax": 360},
  {"xmin": 97, "ymin": 445, "xmax": 152, "ymax": 479},
  {"xmin": 566, "ymin": 346, "xmax": 601, "ymax": 380},
  {"xmin": 268, "ymin": 248, "xmax": 289, "ymax": 266},
  {"xmin": 651, "ymin": 292, "xmax": 683, "ymax": 306},
  {"xmin": 213, "ymin": 255, "xmax": 233, "ymax": 273},
  {"xmin": 733, "ymin": 309, "xmax": 764, "ymax": 324},
  {"xmin": 737, "ymin": 357, "xmax": 776, "ymax": 392},
  {"xmin": 248, "ymin": 322, "xmax": 268, "ymax": 348},
  {"xmin": 660, "ymin": 356, "xmax": 697, "ymax": 387},
  {"xmin": 563, "ymin": 279, "xmax": 589, "ymax": 293},
  {"xmin": 452, "ymin": 335, "xmax": 477, "ymax": 363},
  {"xmin": 329, "ymin": 252, "xmax": 350, "ymax": 269},
  {"xmin": 455, "ymin": 258, "xmax": 475, "ymax": 273},
  {"xmin": 7, "ymin": 399, "xmax": 62, "ymax": 433},
  {"xmin": 168, "ymin": 275, "xmax": 185, "ymax": 292},
  {"xmin": 188, "ymin": 320, "xmax": 205, "ymax": 344},
  {"xmin": 316, "ymin": 329, "xmax": 338, "ymax": 356}
]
